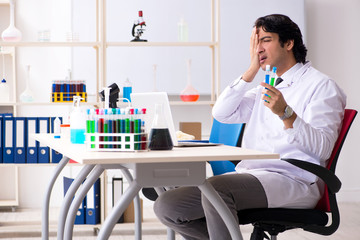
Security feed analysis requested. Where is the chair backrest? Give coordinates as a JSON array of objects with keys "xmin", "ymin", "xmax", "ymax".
[
  {"xmin": 209, "ymin": 118, "xmax": 245, "ymax": 146},
  {"xmin": 208, "ymin": 119, "xmax": 245, "ymax": 175},
  {"xmin": 316, "ymin": 109, "xmax": 357, "ymax": 212}
]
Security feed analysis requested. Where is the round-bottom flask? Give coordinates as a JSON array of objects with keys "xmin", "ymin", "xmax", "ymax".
[{"xmin": 2, "ymin": 0, "xmax": 22, "ymax": 42}]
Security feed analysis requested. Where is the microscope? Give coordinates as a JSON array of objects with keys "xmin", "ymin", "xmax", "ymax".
[
  {"xmin": 99, "ymin": 83, "xmax": 120, "ymax": 108},
  {"xmin": 131, "ymin": 10, "xmax": 147, "ymax": 42}
]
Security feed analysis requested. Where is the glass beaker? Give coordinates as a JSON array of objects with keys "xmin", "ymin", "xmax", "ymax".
[
  {"xmin": 148, "ymin": 103, "xmax": 173, "ymax": 150},
  {"xmin": 180, "ymin": 59, "xmax": 199, "ymax": 102}
]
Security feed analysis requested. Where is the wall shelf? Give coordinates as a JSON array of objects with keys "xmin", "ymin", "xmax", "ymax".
[
  {"xmin": 0, "ymin": 41, "xmax": 99, "ymax": 47},
  {"xmin": 170, "ymin": 100, "xmax": 215, "ymax": 106},
  {"xmin": 107, "ymin": 42, "xmax": 218, "ymax": 47},
  {"xmin": 0, "ymin": 0, "xmax": 9, "ymax": 6},
  {"xmin": 0, "ymin": 0, "xmax": 220, "ymax": 211}
]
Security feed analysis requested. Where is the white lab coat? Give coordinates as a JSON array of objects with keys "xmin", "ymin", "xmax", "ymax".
[{"xmin": 212, "ymin": 62, "xmax": 346, "ymax": 208}]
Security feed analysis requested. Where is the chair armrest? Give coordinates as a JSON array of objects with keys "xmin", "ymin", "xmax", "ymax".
[{"xmin": 282, "ymin": 158, "xmax": 341, "ymax": 194}]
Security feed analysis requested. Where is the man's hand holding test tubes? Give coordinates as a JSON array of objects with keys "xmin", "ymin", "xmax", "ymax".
[{"xmin": 264, "ymin": 65, "xmax": 277, "ymax": 102}]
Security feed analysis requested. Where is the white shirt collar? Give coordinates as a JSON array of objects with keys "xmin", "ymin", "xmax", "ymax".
[{"xmin": 277, "ymin": 63, "xmax": 304, "ymax": 87}]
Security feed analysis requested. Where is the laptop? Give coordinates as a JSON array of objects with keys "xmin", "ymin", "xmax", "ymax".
[{"xmin": 130, "ymin": 92, "xmax": 220, "ymax": 147}]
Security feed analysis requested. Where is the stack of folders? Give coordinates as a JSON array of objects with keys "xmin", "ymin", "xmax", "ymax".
[
  {"xmin": 63, "ymin": 177, "xmax": 101, "ymax": 225},
  {"xmin": 0, "ymin": 113, "xmax": 63, "ymax": 164}
]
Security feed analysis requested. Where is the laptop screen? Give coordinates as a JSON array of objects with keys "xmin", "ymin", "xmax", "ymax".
[{"xmin": 131, "ymin": 92, "xmax": 179, "ymax": 146}]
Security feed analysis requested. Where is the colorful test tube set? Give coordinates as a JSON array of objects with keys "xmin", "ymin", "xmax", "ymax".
[
  {"xmin": 51, "ymin": 80, "xmax": 87, "ymax": 102},
  {"xmin": 264, "ymin": 65, "xmax": 277, "ymax": 103},
  {"xmin": 86, "ymin": 108, "xmax": 147, "ymax": 151},
  {"xmin": 265, "ymin": 65, "xmax": 277, "ymax": 86}
]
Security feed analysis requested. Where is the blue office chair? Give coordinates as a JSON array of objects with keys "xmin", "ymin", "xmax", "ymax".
[{"xmin": 208, "ymin": 118, "xmax": 245, "ymax": 175}]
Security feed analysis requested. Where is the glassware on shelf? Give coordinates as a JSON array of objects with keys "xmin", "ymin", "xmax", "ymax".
[
  {"xmin": 0, "ymin": 53, "xmax": 10, "ymax": 102},
  {"xmin": 1, "ymin": 0, "xmax": 22, "ymax": 42},
  {"xmin": 180, "ymin": 59, "xmax": 199, "ymax": 102},
  {"xmin": 153, "ymin": 64, "xmax": 158, "ymax": 92},
  {"xmin": 178, "ymin": 17, "xmax": 188, "ymax": 42},
  {"xmin": 20, "ymin": 65, "xmax": 35, "ymax": 102},
  {"xmin": 0, "ymin": 79, "xmax": 10, "ymax": 102},
  {"xmin": 65, "ymin": 32, "xmax": 79, "ymax": 42},
  {"xmin": 148, "ymin": 103, "xmax": 173, "ymax": 150},
  {"xmin": 37, "ymin": 30, "xmax": 51, "ymax": 42}
]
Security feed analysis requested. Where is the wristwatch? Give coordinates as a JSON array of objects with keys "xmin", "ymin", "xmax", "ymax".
[{"xmin": 279, "ymin": 105, "xmax": 294, "ymax": 120}]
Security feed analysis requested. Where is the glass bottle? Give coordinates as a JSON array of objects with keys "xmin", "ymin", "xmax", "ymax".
[
  {"xmin": 148, "ymin": 103, "xmax": 173, "ymax": 150},
  {"xmin": 180, "ymin": 59, "xmax": 199, "ymax": 102},
  {"xmin": 123, "ymin": 78, "xmax": 132, "ymax": 102},
  {"xmin": 178, "ymin": 17, "xmax": 188, "ymax": 42}
]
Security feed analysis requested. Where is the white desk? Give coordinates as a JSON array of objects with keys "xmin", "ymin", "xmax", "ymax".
[{"xmin": 34, "ymin": 134, "xmax": 279, "ymax": 240}]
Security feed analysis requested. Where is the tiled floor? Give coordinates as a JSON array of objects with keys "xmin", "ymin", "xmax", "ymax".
[{"xmin": 0, "ymin": 202, "xmax": 359, "ymax": 239}]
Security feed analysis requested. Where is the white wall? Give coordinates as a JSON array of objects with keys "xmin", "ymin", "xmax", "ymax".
[
  {"xmin": 304, "ymin": 0, "xmax": 360, "ymax": 202},
  {"xmin": 7, "ymin": 0, "xmax": 360, "ymax": 208}
]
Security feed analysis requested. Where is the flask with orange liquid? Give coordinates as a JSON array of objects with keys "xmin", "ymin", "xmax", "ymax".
[{"xmin": 180, "ymin": 59, "xmax": 199, "ymax": 102}]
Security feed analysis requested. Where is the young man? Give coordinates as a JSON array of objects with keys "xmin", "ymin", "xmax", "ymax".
[{"xmin": 154, "ymin": 14, "xmax": 346, "ymax": 240}]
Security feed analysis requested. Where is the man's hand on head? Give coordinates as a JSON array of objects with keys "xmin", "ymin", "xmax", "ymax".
[{"xmin": 242, "ymin": 27, "xmax": 261, "ymax": 83}]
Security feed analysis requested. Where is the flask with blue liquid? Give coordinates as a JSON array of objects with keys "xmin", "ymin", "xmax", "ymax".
[
  {"xmin": 0, "ymin": 79, "xmax": 10, "ymax": 102},
  {"xmin": 70, "ymin": 96, "xmax": 86, "ymax": 144}
]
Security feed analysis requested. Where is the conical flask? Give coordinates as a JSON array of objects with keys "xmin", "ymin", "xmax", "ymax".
[
  {"xmin": 0, "ymin": 53, "xmax": 10, "ymax": 102},
  {"xmin": 20, "ymin": 65, "xmax": 34, "ymax": 102},
  {"xmin": 180, "ymin": 59, "xmax": 199, "ymax": 102},
  {"xmin": 148, "ymin": 103, "xmax": 173, "ymax": 150}
]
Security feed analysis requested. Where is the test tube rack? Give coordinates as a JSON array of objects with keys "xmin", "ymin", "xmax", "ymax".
[
  {"xmin": 85, "ymin": 132, "xmax": 148, "ymax": 151},
  {"xmin": 85, "ymin": 107, "xmax": 148, "ymax": 152},
  {"xmin": 51, "ymin": 80, "xmax": 87, "ymax": 103},
  {"xmin": 51, "ymin": 92, "xmax": 87, "ymax": 103}
]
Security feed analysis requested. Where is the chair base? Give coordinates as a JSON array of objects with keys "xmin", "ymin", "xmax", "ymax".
[
  {"xmin": 250, "ymin": 223, "xmax": 289, "ymax": 240},
  {"xmin": 250, "ymin": 225, "xmax": 271, "ymax": 240},
  {"xmin": 239, "ymin": 208, "xmax": 328, "ymax": 240}
]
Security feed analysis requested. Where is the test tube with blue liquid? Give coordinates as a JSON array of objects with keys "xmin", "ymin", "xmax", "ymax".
[
  {"xmin": 264, "ymin": 65, "xmax": 271, "ymax": 102},
  {"xmin": 265, "ymin": 65, "xmax": 271, "ymax": 85}
]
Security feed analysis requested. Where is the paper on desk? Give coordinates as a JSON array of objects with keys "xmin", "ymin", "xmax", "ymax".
[{"xmin": 176, "ymin": 130, "xmax": 195, "ymax": 140}]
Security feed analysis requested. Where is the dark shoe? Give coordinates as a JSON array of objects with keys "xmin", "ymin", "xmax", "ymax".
[{"xmin": 142, "ymin": 187, "xmax": 159, "ymax": 201}]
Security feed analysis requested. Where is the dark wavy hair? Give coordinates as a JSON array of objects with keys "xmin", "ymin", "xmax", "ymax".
[{"xmin": 255, "ymin": 14, "xmax": 307, "ymax": 63}]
